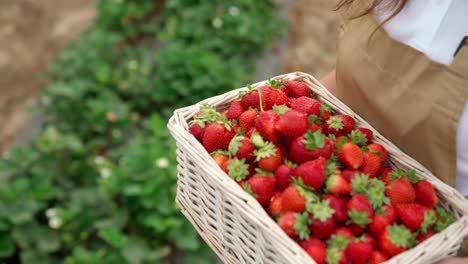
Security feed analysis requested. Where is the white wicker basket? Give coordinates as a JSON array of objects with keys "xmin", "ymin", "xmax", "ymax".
[{"xmin": 167, "ymin": 72, "xmax": 468, "ymax": 264}]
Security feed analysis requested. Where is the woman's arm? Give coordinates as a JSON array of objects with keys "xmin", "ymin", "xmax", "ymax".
[{"xmin": 319, "ymin": 68, "xmax": 337, "ymax": 95}]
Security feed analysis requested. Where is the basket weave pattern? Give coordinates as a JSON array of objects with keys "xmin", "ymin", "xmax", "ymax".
[{"xmin": 168, "ymin": 72, "xmax": 468, "ymax": 264}]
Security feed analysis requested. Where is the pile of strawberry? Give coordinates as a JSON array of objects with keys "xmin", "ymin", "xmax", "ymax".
[{"xmin": 188, "ymin": 80, "xmax": 455, "ymax": 264}]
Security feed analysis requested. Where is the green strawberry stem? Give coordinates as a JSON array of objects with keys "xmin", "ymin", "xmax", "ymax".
[
  {"xmin": 307, "ymin": 200, "xmax": 335, "ymax": 222},
  {"xmin": 327, "ymin": 234, "xmax": 350, "ymax": 250},
  {"xmin": 295, "ymin": 212, "xmax": 312, "ymax": 240},
  {"xmin": 227, "ymin": 158, "xmax": 249, "ymax": 181},
  {"xmin": 347, "ymin": 209, "xmax": 372, "ymax": 227}
]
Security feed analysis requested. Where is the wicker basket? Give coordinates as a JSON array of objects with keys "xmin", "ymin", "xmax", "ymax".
[{"xmin": 167, "ymin": 72, "xmax": 468, "ymax": 264}]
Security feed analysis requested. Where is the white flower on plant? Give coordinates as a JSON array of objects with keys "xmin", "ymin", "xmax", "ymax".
[
  {"xmin": 99, "ymin": 168, "xmax": 112, "ymax": 179},
  {"xmin": 229, "ymin": 6, "xmax": 240, "ymax": 16},
  {"xmin": 212, "ymin": 17, "xmax": 223, "ymax": 28},
  {"xmin": 155, "ymin": 157, "xmax": 169, "ymax": 169},
  {"xmin": 49, "ymin": 217, "xmax": 62, "ymax": 229},
  {"xmin": 45, "ymin": 208, "xmax": 57, "ymax": 218}
]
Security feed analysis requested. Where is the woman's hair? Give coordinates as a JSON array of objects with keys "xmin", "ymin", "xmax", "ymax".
[{"xmin": 336, "ymin": 0, "xmax": 408, "ymax": 23}]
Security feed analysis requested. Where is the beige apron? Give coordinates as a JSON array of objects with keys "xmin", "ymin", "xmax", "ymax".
[{"xmin": 335, "ymin": 14, "xmax": 468, "ymax": 187}]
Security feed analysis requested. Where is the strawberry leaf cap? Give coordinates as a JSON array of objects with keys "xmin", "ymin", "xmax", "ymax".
[
  {"xmin": 294, "ymin": 212, "xmax": 312, "ymax": 240},
  {"xmin": 389, "ymin": 168, "xmax": 420, "ymax": 184},
  {"xmin": 238, "ymin": 84, "xmax": 254, "ymax": 99},
  {"xmin": 308, "ymin": 114, "xmax": 321, "ymax": 125},
  {"xmin": 250, "ymin": 132, "xmax": 265, "ymax": 148},
  {"xmin": 253, "ymin": 142, "xmax": 277, "ymax": 162},
  {"xmin": 351, "ymin": 173, "xmax": 370, "ymax": 195},
  {"xmin": 326, "ymin": 160, "xmax": 340, "ymax": 177},
  {"xmin": 307, "ymin": 200, "xmax": 335, "ymax": 222},
  {"xmin": 367, "ymin": 178, "xmax": 390, "ymax": 209},
  {"xmin": 254, "ymin": 167, "xmax": 275, "ymax": 177},
  {"xmin": 326, "ymin": 116, "xmax": 344, "ymax": 131},
  {"xmin": 327, "ymin": 234, "xmax": 350, "ymax": 250},
  {"xmin": 303, "ymin": 130, "xmax": 326, "ymax": 150},
  {"xmin": 272, "ymin": 105, "xmax": 291, "ymax": 116},
  {"xmin": 294, "ymin": 178, "xmax": 319, "ymax": 202},
  {"xmin": 349, "ymin": 130, "xmax": 368, "ymax": 146},
  {"xmin": 434, "ymin": 207, "xmax": 455, "ymax": 232},
  {"xmin": 420, "ymin": 210, "xmax": 436, "ymax": 234},
  {"xmin": 347, "ymin": 209, "xmax": 372, "ymax": 227},
  {"xmin": 321, "ymin": 103, "xmax": 335, "ymax": 115},
  {"xmin": 284, "ymin": 159, "xmax": 298, "ymax": 169},
  {"xmin": 326, "ymin": 247, "xmax": 345, "ymax": 264},
  {"xmin": 242, "ymin": 183, "xmax": 257, "ymax": 198},
  {"xmin": 268, "ymin": 79, "xmax": 287, "ymax": 89},
  {"xmin": 387, "ymin": 224, "xmax": 412, "ymax": 248},
  {"xmin": 227, "ymin": 158, "xmax": 249, "ymax": 181},
  {"xmin": 228, "ymin": 136, "xmax": 245, "ymax": 156},
  {"xmin": 210, "ymin": 150, "xmax": 230, "ymax": 156}
]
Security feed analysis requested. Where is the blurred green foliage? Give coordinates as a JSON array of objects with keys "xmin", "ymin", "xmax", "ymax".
[{"xmin": 0, "ymin": 0, "xmax": 285, "ymax": 263}]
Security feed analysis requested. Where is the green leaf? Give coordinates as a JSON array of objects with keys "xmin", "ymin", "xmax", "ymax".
[
  {"xmin": 98, "ymin": 227, "xmax": 128, "ymax": 248},
  {"xmin": 0, "ymin": 233, "xmax": 14, "ymax": 258}
]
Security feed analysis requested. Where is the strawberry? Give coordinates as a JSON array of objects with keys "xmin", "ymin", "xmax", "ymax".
[
  {"xmin": 211, "ymin": 151, "xmax": 229, "ymax": 167},
  {"xmin": 337, "ymin": 143, "xmax": 363, "ymax": 169},
  {"xmin": 348, "ymin": 223, "xmax": 366, "ymax": 236},
  {"xmin": 347, "ymin": 194, "xmax": 374, "ymax": 227},
  {"xmin": 287, "ymin": 97, "xmax": 297, "ymax": 108},
  {"xmin": 274, "ymin": 161, "xmax": 297, "ymax": 190},
  {"xmin": 323, "ymin": 195, "xmax": 349, "ymax": 223},
  {"xmin": 326, "ymin": 174, "xmax": 351, "ymax": 195},
  {"xmin": 189, "ymin": 122, "xmax": 205, "ymax": 142},
  {"xmin": 243, "ymin": 174, "xmax": 276, "ymax": 205},
  {"xmin": 290, "ymin": 96, "xmax": 321, "ymax": 116},
  {"xmin": 295, "ymin": 157, "xmax": 326, "ymax": 189},
  {"xmin": 386, "ymin": 178, "xmax": 416, "ymax": 205},
  {"xmin": 307, "ymin": 200, "xmax": 336, "ymax": 239},
  {"xmin": 370, "ymin": 250, "xmax": 388, "ymax": 264},
  {"xmin": 379, "ymin": 225, "xmax": 412, "ymax": 258},
  {"xmin": 226, "ymin": 158, "xmax": 250, "ymax": 181},
  {"xmin": 326, "ymin": 248, "xmax": 349, "ymax": 264},
  {"xmin": 240, "ymin": 89, "xmax": 261, "ymax": 110},
  {"xmin": 324, "ymin": 114, "xmax": 355, "ymax": 136},
  {"xmin": 383, "ymin": 204, "xmax": 398, "ymax": 224},
  {"xmin": 367, "ymin": 143, "xmax": 388, "ymax": 164},
  {"xmin": 275, "ymin": 110, "xmax": 310, "ymax": 146},
  {"xmin": 304, "ymin": 244, "xmax": 327, "ymax": 264},
  {"xmin": 395, "ymin": 204, "xmax": 436, "ymax": 232},
  {"xmin": 327, "ymin": 233, "xmax": 352, "ymax": 251},
  {"xmin": 286, "ymin": 80, "xmax": 311, "ymax": 98},
  {"xmin": 254, "ymin": 142, "xmax": 282, "ymax": 171},
  {"xmin": 341, "ymin": 169, "xmax": 360, "ymax": 183},
  {"xmin": 226, "ymin": 100, "xmax": 244, "ymax": 120},
  {"xmin": 416, "ymin": 230, "xmax": 435, "ymax": 243},
  {"xmin": 379, "ymin": 166, "xmax": 394, "ymax": 184},
  {"xmin": 281, "ymin": 183, "xmax": 318, "ymax": 213},
  {"xmin": 255, "ymin": 110, "xmax": 280, "ymax": 143},
  {"xmin": 260, "ymin": 86, "xmax": 288, "ymax": 110},
  {"xmin": 299, "ymin": 236, "xmax": 326, "ymax": 249},
  {"xmin": 347, "ymin": 237, "xmax": 374, "ymax": 264},
  {"xmin": 321, "ymin": 103, "xmax": 334, "ymax": 121},
  {"xmin": 362, "ymin": 233, "xmax": 377, "ymax": 249},
  {"xmin": 360, "ymin": 152, "xmax": 382, "ymax": 177},
  {"xmin": 356, "ymin": 128, "xmax": 373, "ymax": 144},
  {"xmin": 229, "ymin": 136, "xmax": 256, "ymax": 163},
  {"xmin": 203, "ymin": 123, "xmax": 235, "ymax": 153},
  {"xmin": 269, "ymin": 191, "xmax": 283, "ymax": 219},
  {"xmin": 369, "ymin": 214, "xmax": 391, "ymax": 236},
  {"xmin": 414, "ymin": 180, "xmax": 438, "ymax": 208},
  {"xmin": 277, "ymin": 212, "xmax": 311, "ymax": 240},
  {"xmin": 332, "ymin": 227, "xmax": 355, "ymax": 240},
  {"xmin": 348, "ymin": 130, "xmax": 369, "ymax": 147},
  {"xmin": 289, "ymin": 131, "xmax": 335, "ymax": 164},
  {"xmin": 239, "ymin": 109, "xmax": 258, "ymax": 131}
]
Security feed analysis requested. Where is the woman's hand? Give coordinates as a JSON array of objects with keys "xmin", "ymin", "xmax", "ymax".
[{"xmin": 319, "ymin": 69, "xmax": 337, "ymax": 95}]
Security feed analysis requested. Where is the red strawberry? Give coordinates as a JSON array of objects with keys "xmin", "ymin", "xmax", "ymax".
[
  {"xmin": 379, "ymin": 225, "xmax": 412, "ymax": 258},
  {"xmin": 211, "ymin": 152, "xmax": 229, "ymax": 167},
  {"xmin": 332, "ymin": 227, "xmax": 355, "ymax": 240},
  {"xmin": 367, "ymin": 143, "xmax": 388, "ymax": 164},
  {"xmin": 347, "ymin": 237, "xmax": 374, "ymax": 264},
  {"xmin": 254, "ymin": 142, "xmax": 282, "ymax": 171},
  {"xmin": 255, "ymin": 110, "xmax": 280, "ymax": 143},
  {"xmin": 396, "ymin": 204, "xmax": 436, "ymax": 232},
  {"xmin": 308, "ymin": 200, "xmax": 336, "ymax": 239},
  {"xmin": 324, "ymin": 114, "xmax": 355, "ymax": 136},
  {"xmin": 275, "ymin": 110, "xmax": 310, "ymax": 146},
  {"xmin": 379, "ymin": 166, "xmax": 394, "ymax": 184},
  {"xmin": 244, "ymin": 175, "xmax": 276, "ymax": 205},
  {"xmin": 348, "ymin": 223, "xmax": 366, "ymax": 236},
  {"xmin": 326, "ymin": 248, "xmax": 349, "ymax": 264},
  {"xmin": 342, "ymin": 169, "xmax": 360, "ymax": 183},
  {"xmin": 360, "ymin": 152, "xmax": 382, "ymax": 177},
  {"xmin": 290, "ymin": 96, "xmax": 321, "ymax": 116},
  {"xmin": 240, "ymin": 90, "xmax": 261, "ymax": 110},
  {"xmin": 269, "ymin": 191, "xmax": 283, "ymax": 218},
  {"xmin": 386, "ymin": 178, "xmax": 416, "ymax": 205},
  {"xmin": 362, "ymin": 233, "xmax": 377, "ymax": 249},
  {"xmin": 304, "ymin": 244, "xmax": 326, "ymax": 264},
  {"xmin": 416, "ymin": 230, "xmax": 435, "ymax": 243},
  {"xmin": 370, "ymin": 250, "xmax": 388, "ymax": 264},
  {"xmin": 356, "ymin": 128, "xmax": 373, "ymax": 144},
  {"xmin": 287, "ymin": 97, "xmax": 297, "ymax": 107},
  {"xmin": 299, "ymin": 236, "xmax": 326, "ymax": 249},
  {"xmin": 281, "ymin": 184, "xmax": 317, "ymax": 213},
  {"xmin": 369, "ymin": 214, "xmax": 391, "ymax": 236},
  {"xmin": 289, "ymin": 131, "xmax": 335, "ymax": 164},
  {"xmin": 337, "ymin": 143, "xmax": 363, "ymax": 169},
  {"xmin": 226, "ymin": 100, "xmax": 244, "ymax": 120},
  {"xmin": 326, "ymin": 174, "xmax": 351, "ymax": 195},
  {"xmin": 189, "ymin": 122, "xmax": 205, "ymax": 142},
  {"xmin": 321, "ymin": 104, "xmax": 334, "ymax": 121},
  {"xmin": 383, "ymin": 205, "xmax": 397, "ymax": 224},
  {"xmin": 323, "ymin": 195, "xmax": 349, "ymax": 223},
  {"xmin": 274, "ymin": 162, "xmax": 297, "ymax": 190},
  {"xmin": 229, "ymin": 136, "xmax": 256, "ymax": 163},
  {"xmin": 261, "ymin": 86, "xmax": 288, "ymax": 110},
  {"xmin": 277, "ymin": 212, "xmax": 311, "ymax": 240},
  {"xmin": 347, "ymin": 194, "xmax": 374, "ymax": 227},
  {"xmin": 414, "ymin": 180, "xmax": 438, "ymax": 208},
  {"xmin": 239, "ymin": 109, "xmax": 258, "ymax": 131},
  {"xmin": 203, "ymin": 123, "xmax": 235, "ymax": 153},
  {"xmin": 286, "ymin": 80, "xmax": 311, "ymax": 98},
  {"xmin": 295, "ymin": 157, "xmax": 326, "ymax": 189}
]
